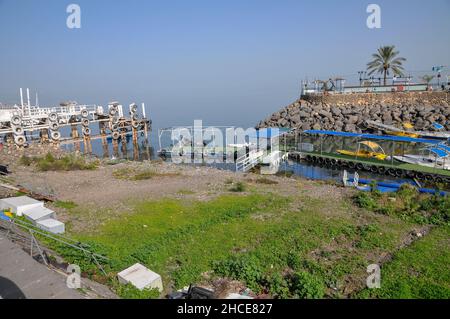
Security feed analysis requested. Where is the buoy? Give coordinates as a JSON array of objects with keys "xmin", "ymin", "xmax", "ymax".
[
  {"xmin": 83, "ymin": 127, "xmax": 91, "ymax": 136},
  {"xmin": 109, "ymin": 108, "xmax": 117, "ymax": 116},
  {"xmin": 131, "ymin": 121, "xmax": 139, "ymax": 129},
  {"xmin": 82, "ymin": 118, "xmax": 90, "ymax": 127},
  {"xmin": 130, "ymin": 104, "xmax": 138, "ymax": 113},
  {"xmin": 110, "ymin": 123, "xmax": 118, "ymax": 131}
]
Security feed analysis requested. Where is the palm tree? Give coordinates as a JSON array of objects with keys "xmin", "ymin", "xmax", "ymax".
[
  {"xmin": 421, "ymin": 74, "xmax": 434, "ymax": 85},
  {"xmin": 367, "ymin": 46, "xmax": 406, "ymax": 86}
]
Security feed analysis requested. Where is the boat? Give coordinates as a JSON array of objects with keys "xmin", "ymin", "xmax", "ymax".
[
  {"xmin": 366, "ymin": 120, "xmax": 450, "ymax": 140},
  {"xmin": 393, "ymin": 146, "xmax": 450, "ymax": 170},
  {"xmin": 337, "ymin": 140, "xmax": 388, "ymax": 160}
]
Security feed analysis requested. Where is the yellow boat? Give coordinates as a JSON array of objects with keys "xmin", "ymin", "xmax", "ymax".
[
  {"xmin": 337, "ymin": 141, "xmax": 388, "ymax": 160},
  {"xmin": 385, "ymin": 131, "xmax": 420, "ymax": 138}
]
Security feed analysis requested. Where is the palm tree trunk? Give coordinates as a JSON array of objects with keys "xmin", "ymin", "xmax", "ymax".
[{"xmin": 383, "ymin": 69, "xmax": 387, "ymax": 86}]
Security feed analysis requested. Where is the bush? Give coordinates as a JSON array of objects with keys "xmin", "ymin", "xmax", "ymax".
[
  {"xmin": 115, "ymin": 283, "xmax": 160, "ymax": 299},
  {"xmin": 213, "ymin": 255, "xmax": 263, "ymax": 292},
  {"xmin": 229, "ymin": 182, "xmax": 246, "ymax": 192},
  {"xmin": 291, "ymin": 271, "xmax": 325, "ymax": 299}
]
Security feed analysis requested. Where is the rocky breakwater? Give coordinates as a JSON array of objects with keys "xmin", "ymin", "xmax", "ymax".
[{"xmin": 256, "ymin": 92, "xmax": 450, "ymax": 133}]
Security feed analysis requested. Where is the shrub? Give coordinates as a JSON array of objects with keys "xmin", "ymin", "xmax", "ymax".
[
  {"xmin": 291, "ymin": 271, "xmax": 325, "ymax": 299},
  {"xmin": 229, "ymin": 182, "xmax": 246, "ymax": 192},
  {"xmin": 115, "ymin": 283, "xmax": 160, "ymax": 299},
  {"xmin": 213, "ymin": 255, "xmax": 263, "ymax": 292}
]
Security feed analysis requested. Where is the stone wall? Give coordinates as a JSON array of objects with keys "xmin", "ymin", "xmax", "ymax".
[{"xmin": 256, "ymin": 91, "xmax": 450, "ymax": 132}]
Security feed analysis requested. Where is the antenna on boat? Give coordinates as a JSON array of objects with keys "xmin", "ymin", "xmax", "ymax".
[
  {"xmin": 20, "ymin": 88, "xmax": 24, "ymax": 109},
  {"xmin": 26, "ymin": 88, "xmax": 31, "ymax": 108},
  {"xmin": 142, "ymin": 103, "xmax": 146, "ymax": 118}
]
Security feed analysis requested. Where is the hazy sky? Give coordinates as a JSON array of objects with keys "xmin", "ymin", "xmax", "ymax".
[{"xmin": 1, "ymin": 0, "xmax": 449, "ymax": 130}]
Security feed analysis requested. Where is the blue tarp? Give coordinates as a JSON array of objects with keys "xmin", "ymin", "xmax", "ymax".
[{"xmin": 304, "ymin": 130, "xmax": 442, "ymax": 145}]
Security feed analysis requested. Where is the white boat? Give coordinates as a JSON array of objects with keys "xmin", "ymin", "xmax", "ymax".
[{"xmin": 393, "ymin": 146, "xmax": 450, "ymax": 170}]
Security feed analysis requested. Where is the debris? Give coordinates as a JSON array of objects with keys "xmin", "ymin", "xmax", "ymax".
[
  {"xmin": 36, "ymin": 218, "xmax": 65, "ymax": 234},
  {"xmin": 0, "ymin": 196, "xmax": 44, "ymax": 216},
  {"xmin": 118, "ymin": 263, "xmax": 163, "ymax": 292}
]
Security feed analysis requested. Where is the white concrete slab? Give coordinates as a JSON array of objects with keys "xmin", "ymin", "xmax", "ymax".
[
  {"xmin": 23, "ymin": 206, "xmax": 56, "ymax": 223},
  {"xmin": 36, "ymin": 219, "xmax": 65, "ymax": 234},
  {"xmin": 118, "ymin": 263, "xmax": 163, "ymax": 292},
  {"xmin": 0, "ymin": 196, "xmax": 44, "ymax": 216}
]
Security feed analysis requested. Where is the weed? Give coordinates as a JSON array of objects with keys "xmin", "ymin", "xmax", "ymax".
[
  {"xmin": 229, "ymin": 182, "xmax": 246, "ymax": 192},
  {"xmin": 54, "ymin": 200, "xmax": 78, "ymax": 209}
]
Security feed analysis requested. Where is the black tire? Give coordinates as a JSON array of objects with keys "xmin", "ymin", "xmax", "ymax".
[
  {"xmin": 370, "ymin": 165, "xmax": 378, "ymax": 173},
  {"xmin": 347, "ymin": 162, "xmax": 356, "ymax": 169},
  {"xmin": 377, "ymin": 166, "xmax": 386, "ymax": 175},
  {"xmin": 395, "ymin": 169, "xmax": 404, "ymax": 177},
  {"xmin": 356, "ymin": 163, "xmax": 364, "ymax": 170}
]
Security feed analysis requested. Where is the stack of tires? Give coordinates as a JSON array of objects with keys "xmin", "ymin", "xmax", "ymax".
[
  {"xmin": 81, "ymin": 109, "xmax": 91, "ymax": 137},
  {"xmin": 11, "ymin": 114, "xmax": 26, "ymax": 146},
  {"xmin": 130, "ymin": 103, "xmax": 139, "ymax": 130},
  {"xmin": 48, "ymin": 112, "xmax": 61, "ymax": 142},
  {"xmin": 109, "ymin": 103, "xmax": 120, "ymax": 140}
]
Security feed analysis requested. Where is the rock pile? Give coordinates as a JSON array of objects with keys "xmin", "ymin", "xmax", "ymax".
[{"xmin": 256, "ymin": 94, "xmax": 450, "ymax": 133}]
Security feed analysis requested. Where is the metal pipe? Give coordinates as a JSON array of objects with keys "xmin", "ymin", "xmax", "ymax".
[
  {"xmin": 142, "ymin": 103, "xmax": 146, "ymax": 118},
  {"xmin": 20, "ymin": 88, "xmax": 24, "ymax": 109}
]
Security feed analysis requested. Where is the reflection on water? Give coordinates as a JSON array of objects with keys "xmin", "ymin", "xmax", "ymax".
[{"xmin": 61, "ymin": 135, "xmax": 154, "ymax": 161}]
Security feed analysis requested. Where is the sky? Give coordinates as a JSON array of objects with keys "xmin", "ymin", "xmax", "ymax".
[{"xmin": 1, "ymin": 0, "xmax": 449, "ymax": 131}]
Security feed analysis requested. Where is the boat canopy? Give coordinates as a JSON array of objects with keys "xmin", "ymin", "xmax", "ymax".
[
  {"xmin": 437, "ymin": 144, "xmax": 450, "ymax": 152},
  {"xmin": 304, "ymin": 130, "xmax": 442, "ymax": 145},
  {"xmin": 429, "ymin": 148, "xmax": 449, "ymax": 158},
  {"xmin": 359, "ymin": 141, "xmax": 383, "ymax": 152}
]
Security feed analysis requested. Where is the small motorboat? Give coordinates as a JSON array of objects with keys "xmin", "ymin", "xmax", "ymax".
[
  {"xmin": 393, "ymin": 146, "xmax": 450, "ymax": 170},
  {"xmin": 337, "ymin": 141, "xmax": 388, "ymax": 160}
]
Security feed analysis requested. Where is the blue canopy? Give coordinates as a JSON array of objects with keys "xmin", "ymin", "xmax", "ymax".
[
  {"xmin": 437, "ymin": 144, "xmax": 450, "ymax": 152},
  {"xmin": 432, "ymin": 122, "xmax": 444, "ymax": 130},
  {"xmin": 304, "ymin": 130, "xmax": 442, "ymax": 145},
  {"xmin": 429, "ymin": 148, "xmax": 449, "ymax": 158}
]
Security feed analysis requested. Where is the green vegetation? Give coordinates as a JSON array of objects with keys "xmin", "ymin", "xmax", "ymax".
[
  {"xmin": 42, "ymin": 186, "xmax": 449, "ymax": 299},
  {"xmin": 357, "ymin": 226, "xmax": 450, "ymax": 299},
  {"xmin": 229, "ymin": 182, "xmax": 246, "ymax": 192},
  {"xmin": 114, "ymin": 283, "xmax": 160, "ymax": 299},
  {"xmin": 20, "ymin": 153, "xmax": 98, "ymax": 171},
  {"xmin": 54, "ymin": 200, "xmax": 78, "ymax": 209},
  {"xmin": 113, "ymin": 167, "xmax": 180, "ymax": 181},
  {"xmin": 367, "ymin": 45, "xmax": 406, "ymax": 85},
  {"xmin": 354, "ymin": 185, "xmax": 449, "ymax": 226}
]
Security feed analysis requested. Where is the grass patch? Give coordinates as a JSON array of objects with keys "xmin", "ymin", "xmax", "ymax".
[
  {"xmin": 54, "ymin": 200, "xmax": 78, "ymax": 209},
  {"xmin": 229, "ymin": 182, "xmax": 246, "ymax": 192},
  {"xmin": 354, "ymin": 185, "xmax": 449, "ymax": 225},
  {"xmin": 113, "ymin": 167, "xmax": 180, "ymax": 181},
  {"xmin": 20, "ymin": 153, "xmax": 98, "ymax": 171},
  {"xmin": 357, "ymin": 226, "xmax": 450, "ymax": 299}
]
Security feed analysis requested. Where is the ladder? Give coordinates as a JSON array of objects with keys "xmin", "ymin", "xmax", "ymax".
[{"xmin": 236, "ymin": 150, "xmax": 264, "ymax": 172}]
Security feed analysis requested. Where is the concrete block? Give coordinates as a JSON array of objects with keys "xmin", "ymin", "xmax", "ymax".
[
  {"xmin": 118, "ymin": 263, "xmax": 163, "ymax": 292},
  {"xmin": 0, "ymin": 196, "xmax": 44, "ymax": 216},
  {"xmin": 36, "ymin": 219, "xmax": 65, "ymax": 234},
  {"xmin": 23, "ymin": 207, "xmax": 55, "ymax": 223}
]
